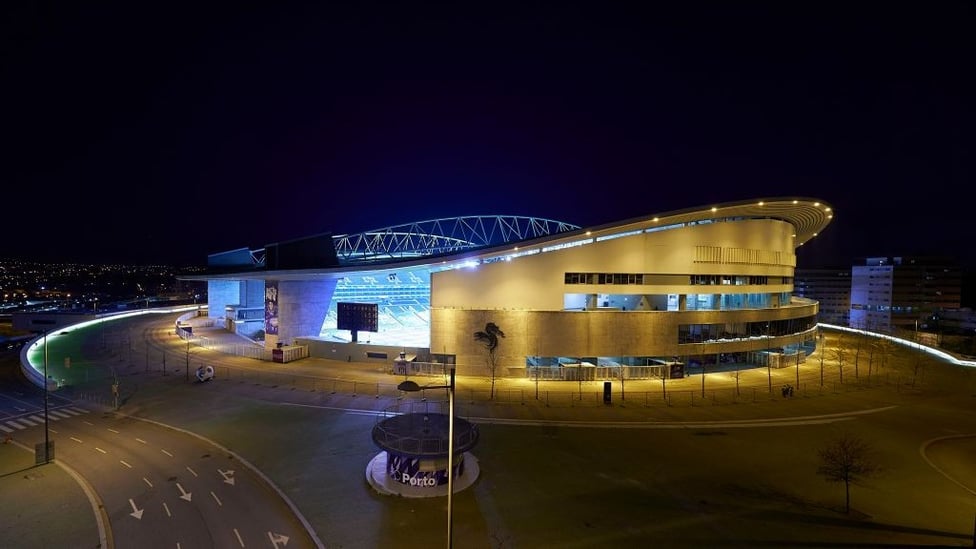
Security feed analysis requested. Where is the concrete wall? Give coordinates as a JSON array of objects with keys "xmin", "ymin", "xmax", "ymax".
[
  {"xmin": 431, "ymin": 218, "xmax": 796, "ymax": 310},
  {"xmin": 296, "ymin": 338, "xmax": 427, "ymax": 366},
  {"xmin": 268, "ymin": 279, "xmax": 336, "ymax": 349},
  {"xmin": 431, "ymin": 302, "xmax": 818, "ymax": 374},
  {"xmin": 207, "ymin": 280, "xmax": 242, "ymax": 320}
]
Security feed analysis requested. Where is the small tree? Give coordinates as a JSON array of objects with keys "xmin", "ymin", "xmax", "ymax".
[
  {"xmin": 874, "ymin": 337, "xmax": 895, "ymax": 371},
  {"xmin": 816, "ymin": 433, "xmax": 880, "ymax": 514},
  {"xmin": 831, "ymin": 338, "xmax": 849, "ymax": 384},
  {"xmin": 474, "ymin": 322, "xmax": 505, "ymax": 399}
]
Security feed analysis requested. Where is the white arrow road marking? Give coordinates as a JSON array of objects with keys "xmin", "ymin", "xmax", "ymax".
[
  {"xmin": 186, "ymin": 466, "xmax": 198, "ymax": 477},
  {"xmin": 176, "ymin": 483, "xmax": 192, "ymax": 502},
  {"xmin": 233, "ymin": 528, "xmax": 245, "ymax": 547},
  {"xmin": 218, "ymin": 468, "xmax": 236, "ymax": 485},
  {"xmin": 163, "ymin": 502, "xmax": 171, "ymax": 517},
  {"xmin": 268, "ymin": 532, "xmax": 290, "ymax": 547},
  {"xmin": 210, "ymin": 491, "xmax": 222, "ymax": 507},
  {"xmin": 128, "ymin": 499, "xmax": 143, "ymax": 520}
]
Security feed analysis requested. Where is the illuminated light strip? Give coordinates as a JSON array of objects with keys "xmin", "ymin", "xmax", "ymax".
[
  {"xmin": 595, "ymin": 229, "xmax": 643, "ymax": 242},
  {"xmin": 542, "ymin": 238, "xmax": 593, "ymax": 253},
  {"xmin": 820, "ymin": 323, "xmax": 976, "ymax": 368}
]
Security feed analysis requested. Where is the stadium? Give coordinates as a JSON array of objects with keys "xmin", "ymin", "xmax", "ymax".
[{"xmin": 185, "ymin": 197, "xmax": 833, "ymax": 381}]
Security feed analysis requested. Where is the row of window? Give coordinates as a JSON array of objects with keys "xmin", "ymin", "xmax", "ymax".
[
  {"xmin": 678, "ymin": 316, "xmax": 817, "ymax": 344},
  {"xmin": 564, "ymin": 273, "xmax": 792, "ymax": 286},
  {"xmin": 564, "ymin": 273, "xmax": 647, "ymax": 285}
]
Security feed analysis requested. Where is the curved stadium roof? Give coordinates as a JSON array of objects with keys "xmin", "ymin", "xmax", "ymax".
[{"xmin": 191, "ymin": 197, "xmax": 833, "ymax": 280}]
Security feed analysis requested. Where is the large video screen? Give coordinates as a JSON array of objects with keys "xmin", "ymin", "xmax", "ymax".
[{"xmin": 336, "ymin": 302, "xmax": 378, "ymax": 333}]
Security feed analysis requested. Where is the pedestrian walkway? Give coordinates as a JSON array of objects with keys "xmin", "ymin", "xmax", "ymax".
[
  {"xmin": 0, "ymin": 406, "xmax": 89, "ymax": 434},
  {"xmin": 8, "ymin": 312, "xmax": 975, "ymax": 549}
]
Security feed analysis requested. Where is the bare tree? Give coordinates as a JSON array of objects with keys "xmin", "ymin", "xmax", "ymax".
[
  {"xmin": 474, "ymin": 322, "xmax": 505, "ymax": 399},
  {"xmin": 816, "ymin": 433, "xmax": 881, "ymax": 514},
  {"xmin": 831, "ymin": 335, "xmax": 849, "ymax": 384},
  {"xmin": 874, "ymin": 337, "xmax": 895, "ymax": 371}
]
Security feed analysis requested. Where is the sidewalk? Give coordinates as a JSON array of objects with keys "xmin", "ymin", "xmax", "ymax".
[
  {"xmin": 10, "ymin": 314, "xmax": 975, "ymax": 549},
  {"xmin": 0, "ymin": 438, "xmax": 103, "ymax": 548}
]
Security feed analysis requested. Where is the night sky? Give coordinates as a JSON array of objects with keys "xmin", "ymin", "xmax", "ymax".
[{"xmin": 2, "ymin": 3, "xmax": 972, "ymax": 267}]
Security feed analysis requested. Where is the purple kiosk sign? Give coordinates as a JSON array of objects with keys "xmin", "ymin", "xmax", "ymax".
[{"xmin": 369, "ymin": 405, "xmax": 480, "ymax": 493}]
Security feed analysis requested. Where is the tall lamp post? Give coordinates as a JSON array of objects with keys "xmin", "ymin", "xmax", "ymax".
[
  {"xmin": 819, "ymin": 328, "xmax": 825, "ymax": 387},
  {"xmin": 398, "ymin": 367, "xmax": 456, "ymax": 549},
  {"xmin": 43, "ymin": 330, "xmax": 50, "ymax": 463},
  {"xmin": 765, "ymin": 324, "xmax": 772, "ymax": 394},
  {"xmin": 185, "ymin": 335, "xmax": 190, "ymax": 383}
]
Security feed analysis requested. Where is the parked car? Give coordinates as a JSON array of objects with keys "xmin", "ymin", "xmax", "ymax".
[{"xmin": 196, "ymin": 365, "xmax": 215, "ymax": 382}]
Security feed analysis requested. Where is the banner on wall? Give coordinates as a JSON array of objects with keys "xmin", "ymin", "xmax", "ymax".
[{"xmin": 265, "ymin": 281, "xmax": 279, "ymax": 335}]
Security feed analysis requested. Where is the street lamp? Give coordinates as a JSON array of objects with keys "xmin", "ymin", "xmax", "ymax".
[
  {"xmin": 397, "ymin": 367, "xmax": 456, "ymax": 549},
  {"xmin": 765, "ymin": 324, "xmax": 772, "ymax": 394},
  {"xmin": 43, "ymin": 330, "xmax": 50, "ymax": 463},
  {"xmin": 819, "ymin": 328, "xmax": 825, "ymax": 387},
  {"xmin": 185, "ymin": 334, "xmax": 191, "ymax": 383}
]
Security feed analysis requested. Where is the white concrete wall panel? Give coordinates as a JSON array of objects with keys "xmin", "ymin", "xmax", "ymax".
[
  {"xmin": 275, "ymin": 280, "xmax": 336, "ymax": 346},
  {"xmin": 206, "ymin": 280, "xmax": 243, "ymax": 319},
  {"xmin": 431, "ymin": 218, "xmax": 796, "ymax": 311},
  {"xmin": 431, "ymin": 301, "xmax": 817, "ymax": 371}
]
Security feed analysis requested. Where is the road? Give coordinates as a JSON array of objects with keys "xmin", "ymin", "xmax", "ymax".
[
  {"xmin": 5, "ymin": 311, "xmax": 976, "ymax": 548},
  {"xmin": 1, "ymin": 343, "xmax": 319, "ymax": 548}
]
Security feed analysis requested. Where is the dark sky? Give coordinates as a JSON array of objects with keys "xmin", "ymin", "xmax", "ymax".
[{"xmin": 2, "ymin": 2, "xmax": 972, "ymax": 267}]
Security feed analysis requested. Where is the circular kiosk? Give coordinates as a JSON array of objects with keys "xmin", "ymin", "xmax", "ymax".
[{"xmin": 367, "ymin": 406, "xmax": 480, "ymax": 497}]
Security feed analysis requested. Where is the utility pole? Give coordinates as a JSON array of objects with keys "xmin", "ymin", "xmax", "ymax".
[
  {"xmin": 43, "ymin": 330, "xmax": 50, "ymax": 463},
  {"xmin": 185, "ymin": 337, "xmax": 190, "ymax": 383},
  {"xmin": 819, "ymin": 329, "xmax": 825, "ymax": 387}
]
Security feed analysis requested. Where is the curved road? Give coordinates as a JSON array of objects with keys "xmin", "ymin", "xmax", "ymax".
[
  {"xmin": 6, "ymin": 311, "xmax": 976, "ymax": 548},
  {"xmin": 2, "ymin": 322, "xmax": 320, "ymax": 548}
]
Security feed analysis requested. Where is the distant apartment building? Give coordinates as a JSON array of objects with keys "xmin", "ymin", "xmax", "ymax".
[
  {"xmin": 793, "ymin": 267, "xmax": 851, "ymax": 325},
  {"xmin": 849, "ymin": 256, "xmax": 962, "ymax": 336}
]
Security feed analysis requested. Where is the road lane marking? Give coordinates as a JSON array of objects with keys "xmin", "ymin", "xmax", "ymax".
[
  {"xmin": 128, "ymin": 499, "xmax": 143, "ymax": 520},
  {"xmin": 219, "ymin": 469, "xmax": 236, "ymax": 485},
  {"xmin": 144, "ymin": 478, "xmax": 153, "ymax": 488},
  {"xmin": 135, "ymin": 438, "xmax": 147, "ymax": 444},
  {"xmin": 0, "ymin": 424, "xmax": 12, "ymax": 433},
  {"xmin": 70, "ymin": 436, "xmax": 84, "ymax": 443},
  {"xmin": 6, "ymin": 420, "xmax": 29, "ymax": 429},
  {"xmin": 186, "ymin": 466, "xmax": 198, "ymax": 477},
  {"xmin": 161, "ymin": 449, "xmax": 173, "ymax": 457},
  {"xmin": 49, "ymin": 410, "xmax": 71, "ymax": 419},
  {"xmin": 210, "ymin": 491, "xmax": 222, "ymax": 507},
  {"xmin": 83, "ymin": 420, "xmax": 93, "ymax": 426},
  {"xmin": 120, "ymin": 460, "xmax": 132, "ymax": 468},
  {"xmin": 95, "ymin": 447, "xmax": 107, "ymax": 454},
  {"xmin": 163, "ymin": 502, "xmax": 171, "ymax": 517},
  {"xmin": 17, "ymin": 417, "xmax": 38, "ymax": 426},
  {"xmin": 234, "ymin": 528, "xmax": 245, "ymax": 547},
  {"xmin": 108, "ymin": 428, "xmax": 120, "ymax": 434},
  {"xmin": 268, "ymin": 532, "xmax": 290, "ymax": 548},
  {"xmin": 29, "ymin": 415, "xmax": 46, "ymax": 423},
  {"xmin": 50, "ymin": 428, "xmax": 58, "ymax": 434}
]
